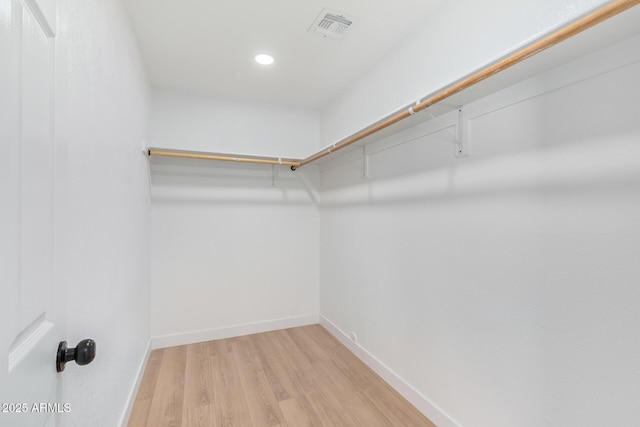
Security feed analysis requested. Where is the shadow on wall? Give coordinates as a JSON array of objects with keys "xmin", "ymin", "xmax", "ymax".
[
  {"xmin": 149, "ymin": 156, "xmax": 320, "ymax": 206},
  {"xmin": 319, "ymin": 130, "xmax": 640, "ymax": 209}
]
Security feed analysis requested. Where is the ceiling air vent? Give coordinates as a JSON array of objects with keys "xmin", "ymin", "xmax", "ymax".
[{"xmin": 309, "ymin": 9, "xmax": 358, "ymax": 41}]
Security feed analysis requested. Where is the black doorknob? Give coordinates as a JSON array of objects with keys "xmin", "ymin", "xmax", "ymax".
[{"xmin": 56, "ymin": 339, "xmax": 96, "ymax": 372}]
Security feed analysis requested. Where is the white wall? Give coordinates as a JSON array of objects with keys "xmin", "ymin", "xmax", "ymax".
[
  {"xmin": 151, "ymin": 88, "xmax": 320, "ymax": 157},
  {"xmin": 319, "ymin": 34, "xmax": 640, "ymax": 427},
  {"xmin": 55, "ymin": 0, "xmax": 151, "ymax": 425},
  {"xmin": 319, "ymin": 0, "xmax": 609, "ymax": 147},
  {"xmin": 149, "ymin": 159, "xmax": 320, "ymax": 347},
  {"xmin": 148, "ymin": 87, "xmax": 321, "ymax": 346}
]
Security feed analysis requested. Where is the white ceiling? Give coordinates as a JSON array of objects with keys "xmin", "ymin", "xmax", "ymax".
[{"xmin": 124, "ymin": 0, "xmax": 445, "ymax": 109}]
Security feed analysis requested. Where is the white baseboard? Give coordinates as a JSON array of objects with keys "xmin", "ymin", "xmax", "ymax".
[
  {"xmin": 119, "ymin": 339, "xmax": 152, "ymax": 427},
  {"xmin": 320, "ymin": 315, "xmax": 461, "ymax": 427},
  {"xmin": 150, "ymin": 314, "xmax": 319, "ymax": 350}
]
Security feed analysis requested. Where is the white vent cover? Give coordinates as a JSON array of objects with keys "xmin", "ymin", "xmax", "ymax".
[{"xmin": 309, "ymin": 9, "xmax": 358, "ymax": 40}]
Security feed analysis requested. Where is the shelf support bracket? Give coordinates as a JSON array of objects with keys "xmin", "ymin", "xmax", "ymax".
[
  {"xmin": 425, "ymin": 107, "xmax": 468, "ymax": 158},
  {"xmin": 455, "ymin": 108, "xmax": 468, "ymax": 158},
  {"xmin": 362, "ymin": 146, "xmax": 369, "ymax": 179}
]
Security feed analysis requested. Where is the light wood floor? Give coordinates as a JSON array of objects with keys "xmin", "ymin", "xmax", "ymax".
[{"xmin": 128, "ymin": 324, "xmax": 436, "ymax": 427}]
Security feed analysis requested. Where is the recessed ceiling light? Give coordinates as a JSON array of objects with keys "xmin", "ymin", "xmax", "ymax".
[{"xmin": 255, "ymin": 54, "xmax": 274, "ymax": 65}]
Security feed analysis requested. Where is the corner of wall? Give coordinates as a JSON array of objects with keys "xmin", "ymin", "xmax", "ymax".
[
  {"xmin": 151, "ymin": 314, "xmax": 320, "ymax": 350},
  {"xmin": 118, "ymin": 340, "xmax": 152, "ymax": 427}
]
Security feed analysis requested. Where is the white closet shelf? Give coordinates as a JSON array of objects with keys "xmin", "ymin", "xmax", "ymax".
[{"xmin": 147, "ymin": 0, "xmax": 640, "ymax": 171}]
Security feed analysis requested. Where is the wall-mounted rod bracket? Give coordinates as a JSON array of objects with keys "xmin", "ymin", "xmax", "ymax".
[
  {"xmin": 271, "ymin": 164, "xmax": 278, "ymax": 187},
  {"xmin": 407, "ymin": 99, "xmax": 421, "ymax": 116}
]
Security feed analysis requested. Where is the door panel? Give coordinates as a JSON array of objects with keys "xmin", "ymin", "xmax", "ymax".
[
  {"xmin": 18, "ymin": 0, "xmax": 54, "ymax": 338},
  {"xmin": 0, "ymin": 0, "xmax": 60, "ymax": 426}
]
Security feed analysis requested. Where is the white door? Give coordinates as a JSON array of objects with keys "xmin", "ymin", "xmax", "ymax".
[{"xmin": 0, "ymin": 0, "xmax": 64, "ymax": 426}]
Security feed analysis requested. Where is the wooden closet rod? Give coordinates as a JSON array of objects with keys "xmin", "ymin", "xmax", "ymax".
[
  {"xmin": 293, "ymin": 0, "xmax": 640, "ymax": 169},
  {"xmin": 148, "ymin": 149, "xmax": 302, "ymax": 168}
]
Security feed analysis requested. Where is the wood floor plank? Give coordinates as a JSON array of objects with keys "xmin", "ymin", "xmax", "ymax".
[
  {"xmin": 249, "ymin": 332, "xmax": 307, "ymax": 401},
  {"xmin": 304, "ymin": 324, "xmax": 340, "ymax": 349},
  {"xmin": 205, "ymin": 338, "xmax": 231, "ymax": 356},
  {"xmin": 295, "ymin": 367, "xmax": 354, "ymax": 426},
  {"xmin": 278, "ymin": 396, "xmax": 323, "ymax": 427},
  {"xmin": 286, "ymin": 327, "xmax": 332, "ymax": 364},
  {"xmin": 342, "ymin": 391, "xmax": 396, "ymax": 427},
  {"xmin": 270, "ymin": 329, "xmax": 314, "ymax": 372},
  {"xmin": 128, "ymin": 349, "xmax": 164, "ymax": 427},
  {"xmin": 325, "ymin": 342, "xmax": 383, "ymax": 391},
  {"xmin": 233, "ymin": 339, "xmax": 285, "ymax": 426},
  {"xmin": 182, "ymin": 342, "xmax": 216, "ymax": 425},
  {"xmin": 247, "ymin": 333, "xmax": 289, "ymax": 402},
  {"xmin": 312, "ymin": 359, "xmax": 359, "ymax": 397},
  {"xmin": 145, "ymin": 346, "xmax": 187, "ymax": 427},
  {"xmin": 211, "ymin": 351, "xmax": 253, "ymax": 427},
  {"xmin": 182, "ymin": 404, "xmax": 217, "ymax": 427},
  {"xmin": 129, "ymin": 325, "xmax": 436, "ymax": 427}
]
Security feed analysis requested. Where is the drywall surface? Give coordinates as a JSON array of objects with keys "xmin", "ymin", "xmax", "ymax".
[
  {"xmin": 151, "ymin": 88, "xmax": 321, "ymax": 157},
  {"xmin": 150, "ymin": 160, "xmax": 320, "ymax": 343},
  {"xmin": 319, "ymin": 34, "xmax": 640, "ymax": 427},
  {"xmin": 319, "ymin": 0, "xmax": 609, "ymax": 146},
  {"xmin": 149, "ymin": 87, "xmax": 321, "ymax": 343},
  {"xmin": 56, "ymin": 0, "xmax": 151, "ymax": 425}
]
